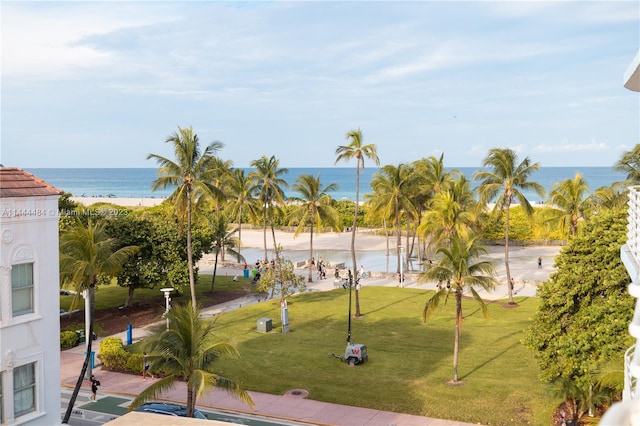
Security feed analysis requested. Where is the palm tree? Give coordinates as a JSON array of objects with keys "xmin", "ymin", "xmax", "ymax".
[
  {"xmin": 207, "ymin": 156, "xmax": 234, "ymax": 214},
  {"xmin": 613, "ymin": 143, "xmax": 640, "ymax": 184},
  {"xmin": 366, "ymin": 163, "xmax": 417, "ymax": 278},
  {"xmin": 418, "ymin": 174, "xmax": 477, "ymax": 250},
  {"xmin": 474, "ymin": 148, "xmax": 545, "ymax": 304},
  {"xmin": 208, "ymin": 213, "xmax": 243, "ymax": 291},
  {"xmin": 60, "ymin": 219, "xmax": 138, "ymax": 423},
  {"xmin": 410, "ymin": 155, "xmax": 453, "ymax": 262},
  {"xmin": 545, "ymin": 172, "xmax": 591, "ymax": 237},
  {"xmin": 288, "ymin": 174, "xmax": 341, "ymax": 282},
  {"xmin": 420, "ymin": 235, "xmax": 497, "ymax": 384},
  {"xmin": 129, "ymin": 303, "xmax": 254, "ymax": 417},
  {"xmin": 147, "ymin": 126, "xmax": 224, "ymax": 307},
  {"xmin": 249, "ymin": 155, "xmax": 289, "ymax": 262},
  {"xmin": 226, "ymin": 168, "xmax": 259, "ymax": 261},
  {"xmin": 335, "ymin": 128, "xmax": 380, "ymax": 317}
]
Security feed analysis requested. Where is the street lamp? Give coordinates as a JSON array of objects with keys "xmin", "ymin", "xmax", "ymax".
[{"xmin": 160, "ymin": 287, "xmax": 173, "ymax": 330}]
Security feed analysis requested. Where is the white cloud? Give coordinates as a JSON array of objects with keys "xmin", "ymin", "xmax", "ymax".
[
  {"xmin": 1, "ymin": 2, "xmax": 177, "ymax": 78},
  {"xmin": 533, "ymin": 140, "xmax": 610, "ymax": 153}
]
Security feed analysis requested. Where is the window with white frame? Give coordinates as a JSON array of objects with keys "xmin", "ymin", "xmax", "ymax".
[
  {"xmin": 13, "ymin": 363, "xmax": 35, "ymax": 417},
  {"xmin": 11, "ymin": 263, "xmax": 34, "ymax": 316}
]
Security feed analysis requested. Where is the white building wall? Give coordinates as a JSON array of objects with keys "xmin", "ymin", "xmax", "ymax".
[{"xmin": 0, "ymin": 195, "xmax": 61, "ymax": 425}]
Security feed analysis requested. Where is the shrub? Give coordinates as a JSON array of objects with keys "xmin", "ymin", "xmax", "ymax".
[
  {"xmin": 60, "ymin": 330, "xmax": 79, "ymax": 349},
  {"xmin": 126, "ymin": 352, "xmax": 144, "ymax": 373},
  {"xmin": 99, "ymin": 337, "xmax": 130, "ymax": 371}
]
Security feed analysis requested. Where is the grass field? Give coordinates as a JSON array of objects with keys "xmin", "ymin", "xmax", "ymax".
[
  {"xmin": 209, "ymin": 286, "xmax": 556, "ymax": 425},
  {"xmin": 60, "ymin": 275, "xmax": 557, "ymax": 425}
]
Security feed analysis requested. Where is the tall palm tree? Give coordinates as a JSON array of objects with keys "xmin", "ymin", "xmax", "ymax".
[
  {"xmin": 249, "ymin": 155, "xmax": 289, "ymax": 262},
  {"xmin": 410, "ymin": 155, "xmax": 453, "ymax": 262},
  {"xmin": 366, "ymin": 163, "xmax": 417, "ymax": 278},
  {"xmin": 129, "ymin": 303, "xmax": 254, "ymax": 417},
  {"xmin": 60, "ymin": 219, "xmax": 138, "ymax": 423},
  {"xmin": 208, "ymin": 213, "xmax": 243, "ymax": 291},
  {"xmin": 147, "ymin": 126, "xmax": 224, "ymax": 307},
  {"xmin": 335, "ymin": 128, "xmax": 379, "ymax": 317},
  {"xmin": 545, "ymin": 172, "xmax": 591, "ymax": 237},
  {"xmin": 226, "ymin": 168, "xmax": 259, "ymax": 261},
  {"xmin": 288, "ymin": 174, "xmax": 341, "ymax": 282},
  {"xmin": 420, "ymin": 235, "xmax": 497, "ymax": 384},
  {"xmin": 474, "ymin": 148, "xmax": 545, "ymax": 304}
]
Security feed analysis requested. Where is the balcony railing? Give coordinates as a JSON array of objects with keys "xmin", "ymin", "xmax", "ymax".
[{"xmin": 620, "ymin": 186, "xmax": 640, "ymax": 403}]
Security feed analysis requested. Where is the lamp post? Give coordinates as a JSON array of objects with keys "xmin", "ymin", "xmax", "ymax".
[
  {"xmin": 160, "ymin": 287, "xmax": 173, "ymax": 330},
  {"xmin": 81, "ymin": 289, "xmax": 92, "ymax": 379}
]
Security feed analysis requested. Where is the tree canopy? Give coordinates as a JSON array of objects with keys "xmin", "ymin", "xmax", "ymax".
[{"xmin": 523, "ymin": 207, "xmax": 634, "ymax": 413}]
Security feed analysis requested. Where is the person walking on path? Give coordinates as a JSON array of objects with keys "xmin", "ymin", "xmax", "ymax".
[
  {"xmin": 90, "ymin": 375, "xmax": 100, "ymax": 401},
  {"xmin": 537, "ymin": 256, "xmax": 542, "ymax": 269},
  {"xmin": 142, "ymin": 352, "xmax": 153, "ymax": 380}
]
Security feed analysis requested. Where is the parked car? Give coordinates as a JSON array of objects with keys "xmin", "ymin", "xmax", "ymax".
[{"xmin": 134, "ymin": 402, "xmax": 207, "ymax": 419}]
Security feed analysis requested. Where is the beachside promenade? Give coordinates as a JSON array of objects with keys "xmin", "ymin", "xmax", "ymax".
[{"xmin": 60, "ymin": 249, "xmax": 558, "ymax": 426}]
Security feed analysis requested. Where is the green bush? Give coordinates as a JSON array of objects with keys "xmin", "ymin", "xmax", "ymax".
[
  {"xmin": 60, "ymin": 330, "xmax": 79, "ymax": 349},
  {"xmin": 98, "ymin": 337, "xmax": 130, "ymax": 371},
  {"xmin": 126, "ymin": 352, "xmax": 144, "ymax": 373}
]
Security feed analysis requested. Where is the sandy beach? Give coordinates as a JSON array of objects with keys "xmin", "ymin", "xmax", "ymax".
[
  {"xmin": 71, "ymin": 196, "xmax": 166, "ymax": 207},
  {"xmin": 71, "ymin": 196, "xmax": 563, "ymax": 291},
  {"xmin": 203, "ymin": 228, "xmax": 563, "ymax": 285}
]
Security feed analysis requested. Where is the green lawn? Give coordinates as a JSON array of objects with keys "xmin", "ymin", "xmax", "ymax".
[
  {"xmin": 60, "ymin": 275, "xmax": 557, "ymax": 425},
  {"xmin": 211, "ymin": 287, "xmax": 556, "ymax": 426}
]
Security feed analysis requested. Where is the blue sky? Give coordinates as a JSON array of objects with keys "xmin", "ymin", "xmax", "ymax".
[{"xmin": 1, "ymin": 1, "xmax": 639, "ymax": 169}]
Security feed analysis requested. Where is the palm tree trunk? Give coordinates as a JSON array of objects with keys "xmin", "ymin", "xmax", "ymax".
[
  {"xmin": 262, "ymin": 210, "xmax": 268, "ymax": 262},
  {"xmin": 352, "ymin": 163, "xmax": 361, "ymax": 317},
  {"xmin": 186, "ymin": 188, "xmax": 197, "ymax": 308},
  {"xmin": 237, "ymin": 207, "xmax": 243, "ymax": 262},
  {"xmin": 384, "ymin": 217, "xmax": 390, "ymax": 256},
  {"xmin": 210, "ymin": 250, "xmax": 219, "ymax": 292},
  {"xmin": 62, "ymin": 319, "xmax": 94, "ymax": 423},
  {"xmin": 504, "ymin": 201, "xmax": 514, "ymax": 304},
  {"xmin": 62, "ymin": 284, "xmax": 95, "ymax": 424},
  {"xmin": 308, "ymin": 222, "xmax": 314, "ymax": 283},
  {"xmin": 187, "ymin": 387, "xmax": 195, "ymax": 418},
  {"xmin": 270, "ymin": 217, "xmax": 279, "ymax": 261},
  {"xmin": 453, "ymin": 292, "xmax": 462, "ymax": 382},
  {"xmin": 395, "ymin": 197, "xmax": 401, "ymax": 275}
]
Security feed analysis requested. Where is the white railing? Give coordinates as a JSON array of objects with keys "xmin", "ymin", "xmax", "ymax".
[
  {"xmin": 626, "ymin": 186, "xmax": 640, "ymax": 265},
  {"xmin": 624, "ymin": 345, "xmax": 636, "ymax": 401},
  {"xmin": 622, "ymin": 186, "xmax": 640, "ymax": 405}
]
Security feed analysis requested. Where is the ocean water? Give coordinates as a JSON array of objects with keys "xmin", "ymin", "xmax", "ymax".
[
  {"xmin": 26, "ymin": 166, "xmax": 626, "ymax": 202},
  {"xmin": 26, "ymin": 166, "xmax": 625, "ymax": 274}
]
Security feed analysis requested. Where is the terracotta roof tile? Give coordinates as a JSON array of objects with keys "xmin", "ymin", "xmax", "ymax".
[{"xmin": 0, "ymin": 167, "xmax": 63, "ymax": 198}]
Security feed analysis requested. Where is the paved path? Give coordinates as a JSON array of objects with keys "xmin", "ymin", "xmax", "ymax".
[{"xmin": 62, "ymin": 246, "xmax": 562, "ymax": 425}]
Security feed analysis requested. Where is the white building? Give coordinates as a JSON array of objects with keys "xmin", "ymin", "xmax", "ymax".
[
  {"xmin": 0, "ymin": 167, "xmax": 62, "ymax": 425},
  {"xmin": 601, "ymin": 51, "xmax": 640, "ymax": 425}
]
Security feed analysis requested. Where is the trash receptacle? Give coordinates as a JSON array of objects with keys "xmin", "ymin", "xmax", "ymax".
[{"xmin": 243, "ymin": 269, "xmax": 249, "ymax": 278}]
